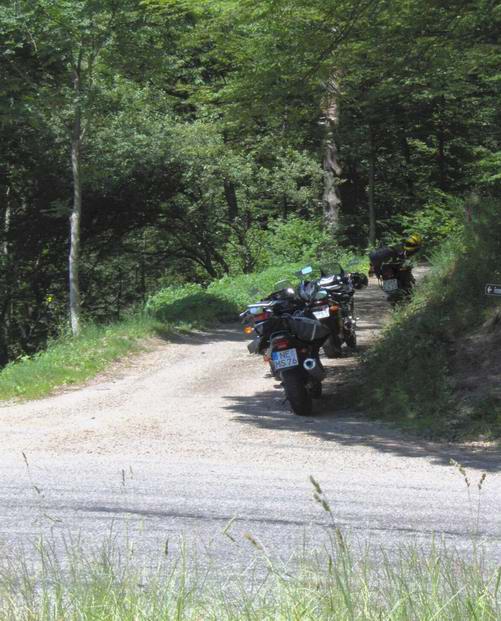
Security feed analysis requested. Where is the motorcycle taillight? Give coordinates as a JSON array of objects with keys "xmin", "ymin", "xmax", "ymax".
[
  {"xmin": 254, "ymin": 311, "xmax": 271, "ymax": 322},
  {"xmin": 382, "ymin": 266, "xmax": 395, "ymax": 278},
  {"xmin": 273, "ymin": 338, "xmax": 290, "ymax": 350}
]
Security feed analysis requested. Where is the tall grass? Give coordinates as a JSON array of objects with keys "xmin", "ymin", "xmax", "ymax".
[
  {"xmin": 3, "ymin": 539, "xmax": 499, "ymax": 620},
  {"xmin": 0, "ymin": 479, "xmax": 498, "ymax": 620}
]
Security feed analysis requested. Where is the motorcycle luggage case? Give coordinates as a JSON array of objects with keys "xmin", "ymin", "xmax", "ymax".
[{"xmin": 288, "ymin": 317, "xmax": 330, "ymax": 342}]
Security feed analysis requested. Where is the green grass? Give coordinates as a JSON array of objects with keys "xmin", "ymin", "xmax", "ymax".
[
  {"xmin": 0, "ymin": 253, "xmax": 367, "ymax": 402},
  {"xmin": 146, "ymin": 253, "xmax": 368, "ymax": 326},
  {"xmin": 0, "ymin": 316, "xmax": 163, "ymax": 401},
  {"xmin": 360, "ymin": 200, "xmax": 501, "ymax": 439}
]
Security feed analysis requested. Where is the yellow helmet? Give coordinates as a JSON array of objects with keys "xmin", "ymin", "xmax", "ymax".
[{"xmin": 403, "ymin": 233, "xmax": 422, "ymax": 252}]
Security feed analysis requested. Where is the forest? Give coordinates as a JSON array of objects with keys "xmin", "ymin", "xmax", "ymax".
[{"xmin": 1, "ymin": 0, "xmax": 500, "ymax": 366}]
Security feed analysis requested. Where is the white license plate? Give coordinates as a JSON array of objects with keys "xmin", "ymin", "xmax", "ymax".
[
  {"xmin": 272, "ymin": 348, "xmax": 299, "ymax": 370},
  {"xmin": 383, "ymin": 278, "xmax": 399, "ymax": 292},
  {"xmin": 313, "ymin": 306, "xmax": 330, "ymax": 319}
]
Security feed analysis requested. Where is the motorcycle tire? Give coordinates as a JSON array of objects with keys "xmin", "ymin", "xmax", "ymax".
[
  {"xmin": 323, "ymin": 335, "xmax": 343, "ymax": 359},
  {"xmin": 309, "ymin": 380, "xmax": 323, "ymax": 399},
  {"xmin": 345, "ymin": 330, "xmax": 357, "ymax": 350},
  {"xmin": 281, "ymin": 369, "xmax": 312, "ymax": 416}
]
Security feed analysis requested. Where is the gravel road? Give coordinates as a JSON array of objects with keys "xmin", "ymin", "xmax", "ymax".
[{"xmin": 1, "ymin": 275, "xmax": 500, "ymax": 573}]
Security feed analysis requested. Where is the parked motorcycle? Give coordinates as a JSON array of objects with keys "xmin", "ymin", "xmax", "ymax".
[
  {"xmin": 370, "ymin": 239, "xmax": 420, "ymax": 306},
  {"xmin": 241, "ymin": 278, "xmax": 330, "ymax": 416},
  {"xmin": 378, "ymin": 260, "xmax": 415, "ymax": 306},
  {"xmin": 298, "ymin": 263, "xmax": 364, "ymax": 358}
]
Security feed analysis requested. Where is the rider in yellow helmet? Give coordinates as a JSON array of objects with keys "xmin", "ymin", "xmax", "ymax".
[{"xmin": 403, "ymin": 233, "xmax": 423, "ymax": 254}]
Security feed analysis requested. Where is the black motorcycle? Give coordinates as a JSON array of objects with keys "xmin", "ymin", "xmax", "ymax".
[
  {"xmin": 378, "ymin": 260, "xmax": 415, "ymax": 306},
  {"xmin": 241, "ymin": 281, "xmax": 330, "ymax": 416},
  {"xmin": 370, "ymin": 247, "xmax": 415, "ymax": 306},
  {"xmin": 298, "ymin": 263, "xmax": 365, "ymax": 359}
]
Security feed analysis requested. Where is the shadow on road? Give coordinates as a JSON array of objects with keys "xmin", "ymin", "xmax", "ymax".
[
  {"xmin": 224, "ymin": 387, "xmax": 501, "ymax": 472},
  {"xmin": 156, "ymin": 323, "xmax": 246, "ymax": 346}
]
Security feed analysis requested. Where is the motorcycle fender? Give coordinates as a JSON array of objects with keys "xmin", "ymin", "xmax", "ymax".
[{"xmin": 247, "ymin": 338, "xmax": 261, "ymax": 354}]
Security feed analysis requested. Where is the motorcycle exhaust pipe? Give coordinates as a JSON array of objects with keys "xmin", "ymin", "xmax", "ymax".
[{"xmin": 303, "ymin": 358, "xmax": 326, "ymax": 381}]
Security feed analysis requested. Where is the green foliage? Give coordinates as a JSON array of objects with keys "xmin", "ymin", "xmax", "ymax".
[
  {"xmin": 146, "ymin": 264, "xmax": 303, "ymax": 325},
  {"xmin": 147, "ymin": 250, "xmax": 368, "ymax": 327},
  {"xmin": 361, "ymin": 199, "xmax": 501, "ymax": 438},
  {"xmin": 262, "ymin": 217, "xmax": 331, "ymax": 265},
  {"xmin": 381, "ymin": 193, "xmax": 465, "ymax": 250},
  {"xmin": 1, "ymin": 0, "xmax": 500, "ymax": 367}
]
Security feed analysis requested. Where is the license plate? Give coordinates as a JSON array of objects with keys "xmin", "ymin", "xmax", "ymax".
[
  {"xmin": 313, "ymin": 306, "xmax": 330, "ymax": 319},
  {"xmin": 383, "ymin": 278, "xmax": 399, "ymax": 292},
  {"xmin": 272, "ymin": 348, "xmax": 299, "ymax": 370}
]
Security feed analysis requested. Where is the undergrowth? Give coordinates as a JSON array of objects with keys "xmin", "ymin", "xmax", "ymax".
[{"xmin": 361, "ymin": 200, "xmax": 501, "ymax": 439}]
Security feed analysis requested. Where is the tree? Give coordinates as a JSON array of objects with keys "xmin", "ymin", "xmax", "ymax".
[{"xmin": 12, "ymin": 0, "xmax": 136, "ymax": 334}]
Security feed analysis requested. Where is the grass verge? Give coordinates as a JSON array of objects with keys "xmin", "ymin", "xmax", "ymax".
[
  {"xmin": 0, "ymin": 316, "xmax": 162, "ymax": 401},
  {"xmin": 360, "ymin": 200, "xmax": 501, "ymax": 440}
]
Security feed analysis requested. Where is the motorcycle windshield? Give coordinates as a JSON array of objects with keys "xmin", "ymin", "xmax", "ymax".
[
  {"xmin": 320, "ymin": 262, "xmax": 343, "ymax": 277},
  {"xmin": 272, "ymin": 279, "xmax": 294, "ymax": 294}
]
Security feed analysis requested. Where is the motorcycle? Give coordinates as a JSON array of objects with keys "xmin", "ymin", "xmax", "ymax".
[
  {"xmin": 298, "ymin": 264, "xmax": 364, "ymax": 359},
  {"xmin": 370, "ymin": 246, "xmax": 415, "ymax": 306},
  {"xmin": 241, "ymin": 279, "xmax": 330, "ymax": 416},
  {"xmin": 378, "ymin": 260, "xmax": 415, "ymax": 306}
]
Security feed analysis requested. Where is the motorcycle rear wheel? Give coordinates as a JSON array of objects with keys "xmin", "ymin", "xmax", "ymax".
[
  {"xmin": 281, "ymin": 369, "xmax": 312, "ymax": 416},
  {"xmin": 309, "ymin": 380, "xmax": 322, "ymax": 399}
]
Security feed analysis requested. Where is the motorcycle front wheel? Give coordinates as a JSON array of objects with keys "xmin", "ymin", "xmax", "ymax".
[
  {"xmin": 281, "ymin": 369, "xmax": 312, "ymax": 416},
  {"xmin": 345, "ymin": 330, "xmax": 357, "ymax": 350}
]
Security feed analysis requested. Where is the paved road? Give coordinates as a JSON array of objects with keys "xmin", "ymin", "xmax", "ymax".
[{"xmin": 0, "ymin": 277, "xmax": 500, "ymax": 573}]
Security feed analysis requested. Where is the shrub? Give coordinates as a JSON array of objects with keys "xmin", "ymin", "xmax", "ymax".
[
  {"xmin": 361, "ymin": 199, "xmax": 501, "ymax": 437},
  {"xmin": 381, "ymin": 192, "xmax": 464, "ymax": 250}
]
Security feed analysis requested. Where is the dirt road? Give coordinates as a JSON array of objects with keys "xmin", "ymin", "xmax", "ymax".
[{"xmin": 1, "ymin": 276, "xmax": 500, "ymax": 570}]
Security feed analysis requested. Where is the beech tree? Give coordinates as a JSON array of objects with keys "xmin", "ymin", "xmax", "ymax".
[{"xmin": 10, "ymin": 0, "xmax": 135, "ymax": 334}]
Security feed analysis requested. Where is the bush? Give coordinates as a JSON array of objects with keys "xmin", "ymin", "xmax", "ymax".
[
  {"xmin": 262, "ymin": 216, "xmax": 332, "ymax": 264},
  {"xmin": 380, "ymin": 192, "xmax": 464, "ymax": 250},
  {"xmin": 223, "ymin": 216, "xmax": 349, "ymax": 276},
  {"xmin": 361, "ymin": 199, "xmax": 501, "ymax": 437},
  {"xmin": 147, "ymin": 252, "xmax": 369, "ymax": 327}
]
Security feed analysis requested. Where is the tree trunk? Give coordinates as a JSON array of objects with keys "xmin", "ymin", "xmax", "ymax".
[
  {"xmin": 368, "ymin": 126, "xmax": 376, "ymax": 247},
  {"xmin": 223, "ymin": 179, "xmax": 238, "ymax": 221},
  {"xmin": 322, "ymin": 89, "xmax": 342, "ymax": 234},
  {"xmin": 69, "ymin": 69, "xmax": 82, "ymax": 336},
  {"xmin": 0, "ymin": 187, "xmax": 11, "ymax": 366},
  {"xmin": 436, "ymin": 95, "xmax": 446, "ymax": 191}
]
